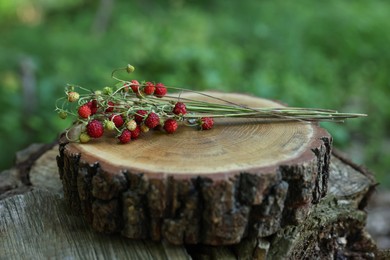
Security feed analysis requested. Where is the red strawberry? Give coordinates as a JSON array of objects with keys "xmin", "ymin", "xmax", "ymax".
[
  {"xmin": 109, "ymin": 114, "xmax": 124, "ymax": 128},
  {"xmin": 173, "ymin": 102, "xmax": 187, "ymax": 115},
  {"xmin": 143, "ymin": 82, "xmax": 155, "ymax": 95},
  {"xmin": 130, "ymin": 80, "xmax": 140, "ymax": 93},
  {"xmin": 154, "ymin": 83, "xmax": 167, "ymax": 98},
  {"xmin": 134, "ymin": 110, "xmax": 148, "ymax": 124},
  {"xmin": 87, "ymin": 120, "xmax": 104, "ymax": 138},
  {"xmin": 105, "ymin": 101, "xmax": 115, "ymax": 113},
  {"xmin": 130, "ymin": 125, "xmax": 141, "ymax": 139},
  {"xmin": 87, "ymin": 100, "xmax": 98, "ymax": 115},
  {"xmin": 118, "ymin": 129, "xmax": 131, "ymax": 144},
  {"xmin": 163, "ymin": 119, "xmax": 178, "ymax": 134},
  {"xmin": 200, "ymin": 117, "xmax": 214, "ymax": 130},
  {"xmin": 78, "ymin": 104, "xmax": 91, "ymax": 118},
  {"xmin": 144, "ymin": 112, "xmax": 160, "ymax": 129}
]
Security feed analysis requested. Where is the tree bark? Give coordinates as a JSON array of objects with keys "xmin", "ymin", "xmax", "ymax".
[{"xmin": 57, "ymin": 92, "xmax": 332, "ymax": 245}]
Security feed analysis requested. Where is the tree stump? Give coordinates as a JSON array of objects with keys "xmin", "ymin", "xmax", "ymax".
[
  {"xmin": 57, "ymin": 92, "xmax": 332, "ymax": 245},
  {"xmin": 0, "ymin": 132, "xmax": 383, "ymax": 258}
]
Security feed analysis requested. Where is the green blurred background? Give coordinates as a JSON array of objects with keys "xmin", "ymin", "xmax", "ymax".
[{"xmin": 0, "ymin": 0, "xmax": 389, "ymax": 187}]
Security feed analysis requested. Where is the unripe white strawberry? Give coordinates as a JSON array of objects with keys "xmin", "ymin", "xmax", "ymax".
[
  {"xmin": 126, "ymin": 120, "xmax": 137, "ymax": 131},
  {"xmin": 67, "ymin": 91, "xmax": 80, "ymax": 102}
]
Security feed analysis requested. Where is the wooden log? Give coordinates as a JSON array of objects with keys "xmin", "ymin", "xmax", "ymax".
[
  {"xmin": 57, "ymin": 92, "xmax": 332, "ymax": 245},
  {"xmin": 0, "ymin": 142, "xmax": 56, "ymax": 200},
  {"xmin": 0, "ymin": 143, "xmax": 382, "ymax": 259},
  {"xmin": 0, "ymin": 189, "xmax": 190, "ymax": 260},
  {"xmin": 263, "ymin": 152, "xmax": 378, "ymax": 259}
]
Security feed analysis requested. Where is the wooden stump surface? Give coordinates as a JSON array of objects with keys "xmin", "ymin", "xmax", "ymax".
[
  {"xmin": 65, "ymin": 92, "xmax": 325, "ymax": 177},
  {"xmin": 0, "ymin": 143, "xmax": 382, "ymax": 259},
  {"xmin": 59, "ymin": 92, "xmax": 333, "ymax": 245}
]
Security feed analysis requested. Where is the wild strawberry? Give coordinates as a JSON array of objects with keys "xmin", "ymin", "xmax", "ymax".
[
  {"xmin": 78, "ymin": 104, "xmax": 92, "ymax": 118},
  {"xmin": 173, "ymin": 102, "xmax": 187, "ymax": 115},
  {"xmin": 87, "ymin": 120, "xmax": 104, "ymax": 138},
  {"xmin": 79, "ymin": 133, "xmax": 91, "ymax": 143},
  {"xmin": 67, "ymin": 91, "xmax": 80, "ymax": 102},
  {"xmin": 58, "ymin": 111, "xmax": 67, "ymax": 119},
  {"xmin": 126, "ymin": 64, "xmax": 135, "ymax": 73},
  {"xmin": 123, "ymin": 82, "xmax": 131, "ymax": 92},
  {"xmin": 87, "ymin": 100, "xmax": 98, "ymax": 115},
  {"xmin": 104, "ymin": 120, "xmax": 116, "ymax": 131},
  {"xmin": 200, "ymin": 117, "xmax": 214, "ymax": 130},
  {"xmin": 130, "ymin": 80, "xmax": 140, "ymax": 93},
  {"xmin": 143, "ymin": 82, "xmax": 155, "ymax": 95},
  {"xmin": 130, "ymin": 125, "xmax": 141, "ymax": 139},
  {"xmin": 103, "ymin": 87, "xmax": 113, "ymax": 95},
  {"xmin": 154, "ymin": 83, "xmax": 167, "ymax": 98},
  {"xmin": 105, "ymin": 101, "xmax": 115, "ymax": 113},
  {"xmin": 118, "ymin": 129, "xmax": 131, "ymax": 144},
  {"xmin": 134, "ymin": 110, "xmax": 148, "ymax": 124},
  {"xmin": 109, "ymin": 114, "xmax": 124, "ymax": 128},
  {"xmin": 163, "ymin": 119, "xmax": 178, "ymax": 134},
  {"xmin": 144, "ymin": 112, "xmax": 160, "ymax": 129},
  {"xmin": 126, "ymin": 119, "xmax": 137, "ymax": 131},
  {"xmin": 140, "ymin": 124, "xmax": 149, "ymax": 133}
]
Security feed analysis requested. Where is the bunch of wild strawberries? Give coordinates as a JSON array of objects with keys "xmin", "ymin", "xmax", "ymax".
[
  {"xmin": 57, "ymin": 64, "xmax": 366, "ymax": 144},
  {"xmin": 57, "ymin": 79, "xmax": 214, "ymax": 144}
]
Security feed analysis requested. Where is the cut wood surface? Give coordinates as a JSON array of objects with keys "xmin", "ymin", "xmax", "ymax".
[
  {"xmin": 65, "ymin": 92, "xmax": 325, "ymax": 177},
  {"xmin": 58, "ymin": 92, "xmax": 332, "ymax": 245}
]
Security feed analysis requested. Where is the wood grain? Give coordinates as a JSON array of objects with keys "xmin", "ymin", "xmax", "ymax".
[
  {"xmin": 0, "ymin": 190, "xmax": 190, "ymax": 260},
  {"xmin": 65, "ymin": 92, "xmax": 318, "ymax": 177}
]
